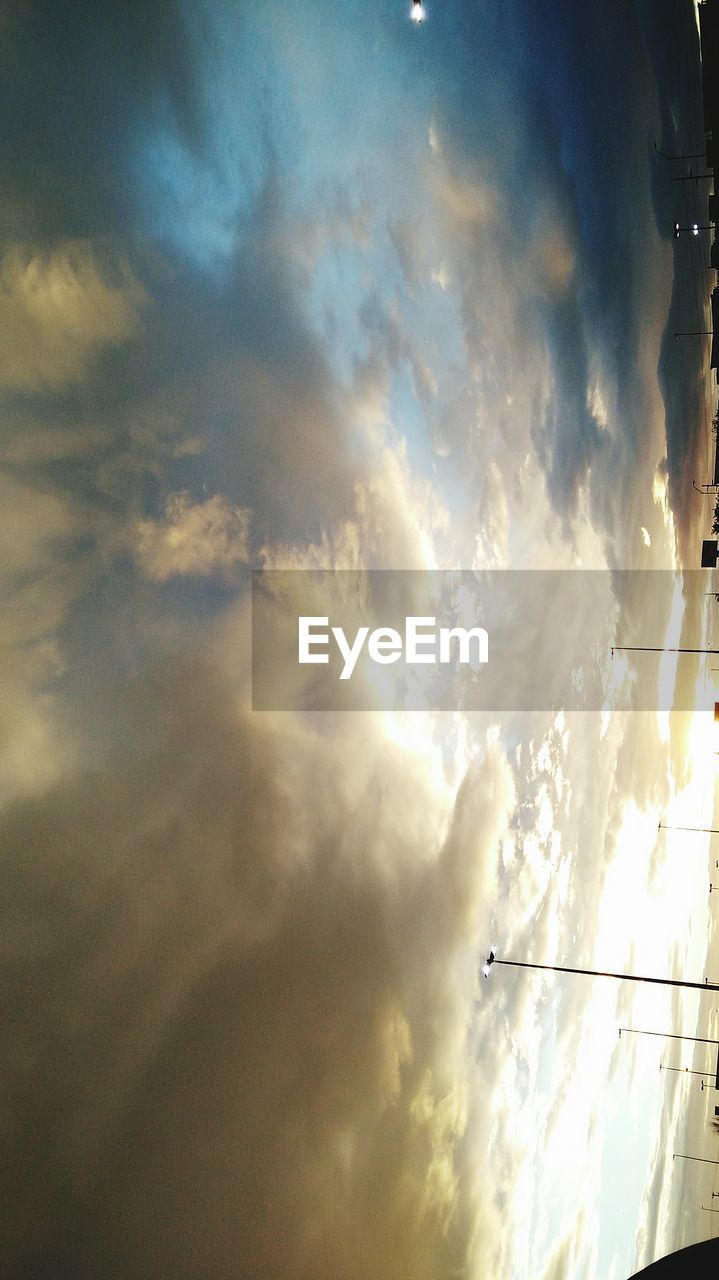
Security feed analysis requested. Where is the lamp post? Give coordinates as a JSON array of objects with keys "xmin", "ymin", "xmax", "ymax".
[
  {"xmin": 674, "ymin": 1153, "xmax": 719, "ymax": 1167},
  {"xmin": 482, "ymin": 949, "xmax": 719, "ymax": 993},
  {"xmin": 660, "ymin": 1064, "xmax": 715, "ymax": 1080},
  {"xmin": 659, "ymin": 822, "xmax": 719, "ymax": 836},
  {"xmin": 620, "ymin": 1029, "xmax": 719, "ymax": 1091},
  {"xmin": 619, "ymin": 1028, "xmax": 719, "ymax": 1047},
  {"xmin": 655, "ymin": 144, "xmax": 708, "ymax": 161},
  {"xmin": 658, "ymin": 824, "xmax": 719, "ymax": 869},
  {"xmin": 612, "ymin": 645, "xmax": 719, "ymax": 656},
  {"xmin": 619, "ymin": 1030, "xmax": 719, "ymax": 1092},
  {"xmin": 674, "ymin": 220, "xmax": 714, "ymax": 237}
]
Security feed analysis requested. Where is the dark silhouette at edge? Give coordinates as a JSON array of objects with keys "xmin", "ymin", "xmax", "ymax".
[{"xmin": 628, "ymin": 1238, "xmax": 719, "ymax": 1276}]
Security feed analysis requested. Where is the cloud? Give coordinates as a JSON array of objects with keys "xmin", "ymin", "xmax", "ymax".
[
  {"xmin": 134, "ymin": 491, "xmax": 251, "ymax": 581},
  {"xmin": 0, "ymin": 654, "xmax": 515, "ymax": 1278},
  {"xmin": 634, "ymin": 1087, "xmax": 682, "ymax": 1270},
  {"xmin": 0, "ymin": 242, "xmax": 146, "ymax": 390},
  {"xmin": 0, "ymin": 3, "xmax": 707, "ymax": 1276},
  {"xmin": 0, "ymin": 468, "xmax": 91, "ymax": 798}
]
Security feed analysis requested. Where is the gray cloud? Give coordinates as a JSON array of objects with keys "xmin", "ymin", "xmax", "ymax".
[{"xmin": 0, "ymin": 656, "xmax": 513, "ymax": 1278}]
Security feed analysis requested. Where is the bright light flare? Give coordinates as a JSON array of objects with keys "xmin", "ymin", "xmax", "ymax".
[
  {"xmin": 411, "ymin": 2, "xmax": 425, "ymax": 21},
  {"xmin": 483, "ymin": 944, "xmax": 496, "ymax": 977}
]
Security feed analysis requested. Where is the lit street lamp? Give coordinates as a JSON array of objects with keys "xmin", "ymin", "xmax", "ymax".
[
  {"xmin": 674, "ymin": 220, "xmax": 714, "ymax": 237},
  {"xmin": 482, "ymin": 948, "xmax": 719, "ymax": 993}
]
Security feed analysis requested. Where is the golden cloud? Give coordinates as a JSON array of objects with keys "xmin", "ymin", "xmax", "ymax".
[{"xmin": 0, "ymin": 241, "xmax": 146, "ymax": 390}]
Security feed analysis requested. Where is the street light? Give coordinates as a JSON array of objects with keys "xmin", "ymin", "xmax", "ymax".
[
  {"xmin": 620, "ymin": 1028, "xmax": 719, "ymax": 1091},
  {"xmin": 612, "ymin": 644, "xmax": 719, "ymax": 656},
  {"xmin": 674, "ymin": 220, "xmax": 714, "ymax": 237},
  {"xmin": 655, "ymin": 143, "xmax": 708, "ymax": 160},
  {"xmin": 619, "ymin": 1028, "xmax": 719, "ymax": 1048},
  {"xmin": 482, "ymin": 948, "xmax": 719, "ymax": 993},
  {"xmin": 659, "ymin": 822, "xmax": 719, "ymax": 836},
  {"xmin": 674, "ymin": 1153, "xmax": 719, "ymax": 1167},
  {"xmin": 660, "ymin": 1063, "xmax": 715, "ymax": 1081},
  {"xmin": 658, "ymin": 824, "xmax": 719, "ymax": 869}
]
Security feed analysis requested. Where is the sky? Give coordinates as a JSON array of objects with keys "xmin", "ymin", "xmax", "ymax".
[{"xmin": 1, "ymin": 1, "xmax": 719, "ymax": 1277}]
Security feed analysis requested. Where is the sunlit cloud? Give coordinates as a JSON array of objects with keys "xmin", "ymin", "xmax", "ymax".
[
  {"xmin": 134, "ymin": 492, "xmax": 251, "ymax": 581},
  {"xmin": 0, "ymin": 242, "xmax": 146, "ymax": 390}
]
